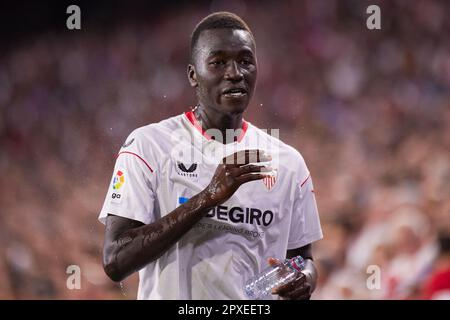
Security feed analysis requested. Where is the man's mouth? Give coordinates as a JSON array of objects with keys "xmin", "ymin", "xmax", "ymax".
[{"xmin": 222, "ymin": 88, "xmax": 248, "ymax": 98}]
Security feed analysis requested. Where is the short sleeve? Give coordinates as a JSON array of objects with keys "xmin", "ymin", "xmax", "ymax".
[
  {"xmin": 287, "ymin": 173, "xmax": 323, "ymax": 250},
  {"xmin": 98, "ymin": 131, "xmax": 157, "ymax": 225}
]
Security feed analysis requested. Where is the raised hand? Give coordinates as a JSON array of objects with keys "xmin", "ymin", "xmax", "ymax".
[{"xmin": 203, "ymin": 149, "xmax": 272, "ymax": 206}]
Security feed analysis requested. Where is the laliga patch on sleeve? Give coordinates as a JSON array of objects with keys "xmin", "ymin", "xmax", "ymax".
[{"xmin": 110, "ymin": 168, "xmax": 125, "ymax": 203}]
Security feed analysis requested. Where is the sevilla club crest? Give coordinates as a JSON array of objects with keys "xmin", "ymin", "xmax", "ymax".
[{"xmin": 262, "ymin": 170, "xmax": 277, "ymax": 190}]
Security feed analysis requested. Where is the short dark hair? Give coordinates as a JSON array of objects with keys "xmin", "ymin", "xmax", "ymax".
[{"xmin": 190, "ymin": 11, "xmax": 254, "ymax": 62}]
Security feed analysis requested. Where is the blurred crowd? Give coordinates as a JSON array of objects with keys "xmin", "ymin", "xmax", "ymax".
[{"xmin": 1, "ymin": 0, "xmax": 449, "ymax": 299}]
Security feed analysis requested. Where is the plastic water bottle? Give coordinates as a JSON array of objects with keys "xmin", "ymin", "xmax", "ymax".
[{"xmin": 244, "ymin": 256, "xmax": 306, "ymax": 300}]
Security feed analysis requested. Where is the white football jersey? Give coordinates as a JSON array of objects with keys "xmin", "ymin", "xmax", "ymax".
[{"xmin": 99, "ymin": 110, "xmax": 323, "ymax": 300}]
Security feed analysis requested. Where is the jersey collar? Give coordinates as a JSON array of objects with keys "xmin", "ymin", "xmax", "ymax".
[{"xmin": 184, "ymin": 110, "xmax": 249, "ymax": 143}]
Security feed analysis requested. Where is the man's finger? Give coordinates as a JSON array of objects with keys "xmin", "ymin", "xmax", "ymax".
[
  {"xmin": 272, "ymin": 273, "xmax": 306, "ymax": 295},
  {"xmin": 268, "ymin": 257, "xmax": 282, "ymax": 267},
  {"xmin": 223, "ymin": 149, "xmax": 259, "ymax": 164},
  {"xmin": 223, "ymin": 149, "xmax": 272, "ymax": 166},
  {"xmin": 236, "ymin": 164, "xmax": 272, "ymax": 176},
  {"xmin": 235, "ymin": 173, "xmax": 266, "ymax": 184},
  {"xmin": 280, "ymin": 284, "xmax": 311, "ymax": 300}
]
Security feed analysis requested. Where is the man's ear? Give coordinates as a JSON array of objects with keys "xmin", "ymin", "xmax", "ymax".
[{"xmin": 187, "ymin": 64, "xmax": 198, "ymax": 87}]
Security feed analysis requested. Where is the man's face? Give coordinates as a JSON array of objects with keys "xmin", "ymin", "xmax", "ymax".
[{"xmin": 189, "ymin": 29, "xmax": 257, "ymax": 115}]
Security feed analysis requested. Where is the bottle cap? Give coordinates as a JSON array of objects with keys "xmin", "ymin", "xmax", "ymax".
[{"xmin": 289, "ymin": 256, "xmax": 305, "ymax": 272}]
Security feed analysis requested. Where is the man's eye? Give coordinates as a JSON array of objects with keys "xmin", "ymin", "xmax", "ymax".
[
  {"xmin": 240, "ymin": 60, "xmax": 252, "ymax": 66},
  {"xmin": 210, "ymin": 60, "xmax": 225, "ymax": 66}
]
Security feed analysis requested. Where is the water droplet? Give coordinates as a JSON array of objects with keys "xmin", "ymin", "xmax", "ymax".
[
  {"xmin": 163, "ymin": 95, "xmax": 167, "ymax": 98},
  {"xmin": 260, "ymin": 103, "xmax": 263, "ymax": 107}
]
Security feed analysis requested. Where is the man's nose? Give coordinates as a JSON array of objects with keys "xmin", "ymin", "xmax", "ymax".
[{"xmin": 224, "ymin": 61, "xmax": 243, "ymax": 81}]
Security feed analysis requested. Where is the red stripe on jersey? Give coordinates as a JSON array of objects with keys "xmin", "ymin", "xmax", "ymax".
[
  {"xmin": 184, "ymin": 110, "xmax": 249, "ymax": 143},
  {"xmin": 237, "ymin": 120, "xmax": 249, "ymax": 143},
  {"xmin": 117, "ymin": 151, "xmax": 154, "ymax": 173},
  {"xmin": 300, "ymin": 173, "xmax": 311, "ymax": 187},
  {"xmin": 185, "ymin": 110, "xmax": 212, "ymax": 140}
]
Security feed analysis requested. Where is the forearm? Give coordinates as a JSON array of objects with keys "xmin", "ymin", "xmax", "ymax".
[{"xmin": 104, "ymin": 190, "xmax": 215, "ymax": 281}]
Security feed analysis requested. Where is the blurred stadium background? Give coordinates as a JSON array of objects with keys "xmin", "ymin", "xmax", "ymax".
[{"xmin": 1, "ymin": 0, "xmax": 449, "ymax": 299}]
